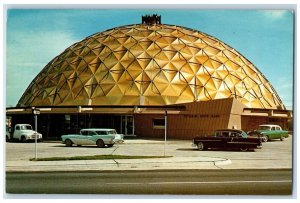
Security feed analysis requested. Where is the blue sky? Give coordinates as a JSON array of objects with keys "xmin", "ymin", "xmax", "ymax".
[{"xmin": 5, "ymin": 9, "xmax": 294, "ymax": 109}]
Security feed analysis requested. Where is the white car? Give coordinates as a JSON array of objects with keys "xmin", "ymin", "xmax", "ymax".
[{"xmin": 61, "ymin": 128, "xmax": 124, "ymax": 147}]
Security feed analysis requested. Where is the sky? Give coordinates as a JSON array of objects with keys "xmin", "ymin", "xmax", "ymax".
[{"xmin": 5, "ymin": 8, "xmax": 294, "ymax": 109}]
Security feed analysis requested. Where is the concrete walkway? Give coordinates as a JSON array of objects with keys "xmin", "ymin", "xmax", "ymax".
[{"xmin": 6, "ymin": 156, "xmax": 233, "ymax": 172}]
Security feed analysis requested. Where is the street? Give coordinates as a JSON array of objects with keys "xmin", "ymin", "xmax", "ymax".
[{"xmin": 6, "ymin": 169, "xmax": 292, "ymax": 195}]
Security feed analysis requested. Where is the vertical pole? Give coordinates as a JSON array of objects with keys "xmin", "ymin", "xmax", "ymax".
[
  {"xmin": 120, "ymin": 115, "xmax": 123, "ymax": 134},
  {"xmin": 164, "ymin": 111, "xmax": 167, "ymax": 157},
  {"xmin": 125, "ymin": 115, "xmax": 127, "ymax": 135},
  {"xmin": 35, "ymin": 114, "xmax": 37, "ymax": 160},
  {"xmin": 132, "ymin": 115, "xmax": 135, "ymax": 136}
]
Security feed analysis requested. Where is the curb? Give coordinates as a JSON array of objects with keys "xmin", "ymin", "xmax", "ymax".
[{"xmin": 214, "ymin": 158, "xmax": 232, "ymax": 166}]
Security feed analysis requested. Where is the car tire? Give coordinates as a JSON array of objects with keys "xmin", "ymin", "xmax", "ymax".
[
  {"xmin": 262, "ymin": 135, "xmax": 268, "ymax": 142},
  {"xmin": 197, "ymin": 142, "xmax": 205, "ymax": 151},
  {"xmin": 96, "ymin": 139, "xmax": 105, "ymax": 148},
  {"xmin": 21, "ymin": 136, "xmax": 26, "ymax": 143},
  {"xmin": 65, "ymin": 139, "xmax": 73, "ymax": 147},
  {"xmin": 107, "ymin": 144, "xmax": 114, "ymax": 148}
]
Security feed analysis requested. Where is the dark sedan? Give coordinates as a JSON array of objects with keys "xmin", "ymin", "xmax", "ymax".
[{"xmin": 192, "ymin": 129, "xmax": 262, "ymax": 152}]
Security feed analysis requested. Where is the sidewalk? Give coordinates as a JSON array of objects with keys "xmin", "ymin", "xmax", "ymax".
[
  {"xmin": 6, "ymin": 156, "xmax": 292, "ymax": 172},
  {"xmin": 6, "ymin": 156, "xmax": 232, "ymax": 172}
]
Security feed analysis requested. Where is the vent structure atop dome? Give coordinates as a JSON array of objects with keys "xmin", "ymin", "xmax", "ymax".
[
  {"xmin": 18, "ymin": 17, "xmax": 284, "ymax": 109},
  {"xmin": 142, "ymin": 14, "xmax": 161, "ymax": 24}
]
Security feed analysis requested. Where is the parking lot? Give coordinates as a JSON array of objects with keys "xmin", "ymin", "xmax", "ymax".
[{"xmin": 6, "ymin": 135, "xmax": 293, "ymax": 170}]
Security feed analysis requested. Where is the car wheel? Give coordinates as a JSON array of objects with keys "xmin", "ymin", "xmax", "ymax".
[
  {"xmin": 21, "ymin": 136, "xmax": 26, "ymax": 143},
  {"xmin": 65, "ymin": 139, "xmax": 73, "ymax": 147},
  {"xmin": 96, "ymin": 139, "xmax": 105, "ymax": 148},
  {"xmin": 107, "ymin": 144, "xmax": 114, "ymax": 148},
  {"xmin": 262, "ymin": 135, "xmax": 268, "ymax": 142},
  {"xmin": 197, "ymin": 142, "xmax": 205, "ymax": 151},
  {"xmin": 240, "ymin": 148, "xmax": 248, "ymax": 152}
]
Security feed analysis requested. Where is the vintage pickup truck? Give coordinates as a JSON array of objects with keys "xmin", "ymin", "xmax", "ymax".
[
  {"xmin": 7, "ymin": 124, "xmax": 43, "ymax": 142},
  {"xmin": 250, "ymin": 124, "xmax": 289, "ymax": 142},
  {"xmin": 192, "ymin": 129, "xmax": 262, "ymax": 152}
]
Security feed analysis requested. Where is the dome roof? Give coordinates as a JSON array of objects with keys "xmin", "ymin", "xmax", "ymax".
[{"xmin": 17, "ymin": 23, "xmax": 284, "ymax": 109}]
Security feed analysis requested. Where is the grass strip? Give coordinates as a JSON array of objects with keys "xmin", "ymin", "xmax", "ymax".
[{"xmin": 30, "ymin": 155, "xmax": 172, "ymax": 161}]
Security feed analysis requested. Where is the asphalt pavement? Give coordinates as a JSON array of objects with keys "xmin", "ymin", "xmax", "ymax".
[
  {"xmin": 6, "ymin": 170, "xmax": 293, "ymax": 195},
  {"xmin": 5, "ymin": 136, "xmax": 293, "ymax": 172}
]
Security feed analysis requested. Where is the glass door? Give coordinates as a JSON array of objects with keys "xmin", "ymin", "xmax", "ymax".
[{"xmin": 121, "ymin": 115, "xmax": 134, "ymax": 136}]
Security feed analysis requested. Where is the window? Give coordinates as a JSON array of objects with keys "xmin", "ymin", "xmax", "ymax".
[
  {"xmin": 153, "ymin": 118, "xmax": 165, "ymax": 129},
  {"xmin": 241, "ymin": 131, "xmax": 248, "ymax": 138},
  {"xmin": 96, "ymin": 131, "xmax": 108, "ymax": 135},
  {"xmin": 108, "ymin": 130, "xmax": 116, "ymax": 135},
  {"xmin": 88, "ymin": 131, "xmax": 96, "ymax": 136},
  {"xmin": 258, "ymin": 126, "xmax": 271, "ymax": 130},
  {"xmin": 21, "ymin": 125, "xmax": 32, "ymax": 130},
  {"xmin": 81, "ymin": 131, "xmax": 88, "ymax": 135},
  {"xmin": 231, "ymin": 132, "xmax": 238, "ymax": 137}
]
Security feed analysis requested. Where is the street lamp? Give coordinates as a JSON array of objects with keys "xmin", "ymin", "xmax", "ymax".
[{"xmin": 32, "ymin": 107, "xmax": 40, "ymax": 160}]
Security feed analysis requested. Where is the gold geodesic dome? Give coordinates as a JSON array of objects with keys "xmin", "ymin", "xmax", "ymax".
[{"xmin": 17, "ymin": 22, "xmax": 284, "ymax": 109}]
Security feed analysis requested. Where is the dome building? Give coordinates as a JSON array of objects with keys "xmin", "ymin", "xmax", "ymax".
[{"xmin": 7, "ymin": 15, "xmax": 292, "ymax": 140}]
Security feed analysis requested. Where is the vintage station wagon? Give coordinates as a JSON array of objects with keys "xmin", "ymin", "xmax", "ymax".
[{"xmin": 61, "ymin": 128, "xmax": 123, "ymax": 148}]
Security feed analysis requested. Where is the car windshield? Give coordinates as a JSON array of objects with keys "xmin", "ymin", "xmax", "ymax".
[
  {"xmin": 21, "ymin": 125, "xmax": 32, "ymax": 130},
  {"xmin": 258, "ymin": 126, "xmax": 271, "ymax": 130},
  {"xmin": 241, "ymin": 131, "xmax": 248, "ymax": 138}
]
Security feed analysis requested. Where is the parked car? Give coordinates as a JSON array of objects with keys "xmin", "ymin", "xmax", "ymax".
[
  {"xmin": 61, "ymin": 128, "xmax": 123, "ymax": 148},
  {"xmin": 113, "ymin": 131, "xmax": 125, "ymax": 144},
  {"xmin": 9, "ymin": 124, "xmax": 42, "ymax": 142},
  {"xmin": 192, "ymin": 129, "xmax": 262, "ymax": 152},
  {"xmin": 249, "ymin": 124, "xmax": 289, "ymax": 142},
  {"xmin": 6, "ymin": 126, "xmax": 10, "ymax": 142}
]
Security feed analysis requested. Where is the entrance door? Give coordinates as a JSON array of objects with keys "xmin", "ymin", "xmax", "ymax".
[{"xmin": 121, "ymin": 115, "xmax": 134, "ymax": 136}]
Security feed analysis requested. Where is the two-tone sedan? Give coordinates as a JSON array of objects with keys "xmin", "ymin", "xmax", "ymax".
[
  {"xmin": 61, "ymin": 128, "xmax": 123, "ymax": 148},
  {"xmin": 250, "ymin": 124, "xmax": 289, "ymax": 142},
  {"xmin": 192, "ymin": 129, "xmax": 262, "ymax": 152}
]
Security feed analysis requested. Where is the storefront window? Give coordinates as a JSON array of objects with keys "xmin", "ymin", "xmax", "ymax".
[{"xmin": 153, "ymin": 118, "xmax": 165, "ymax": 129}]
